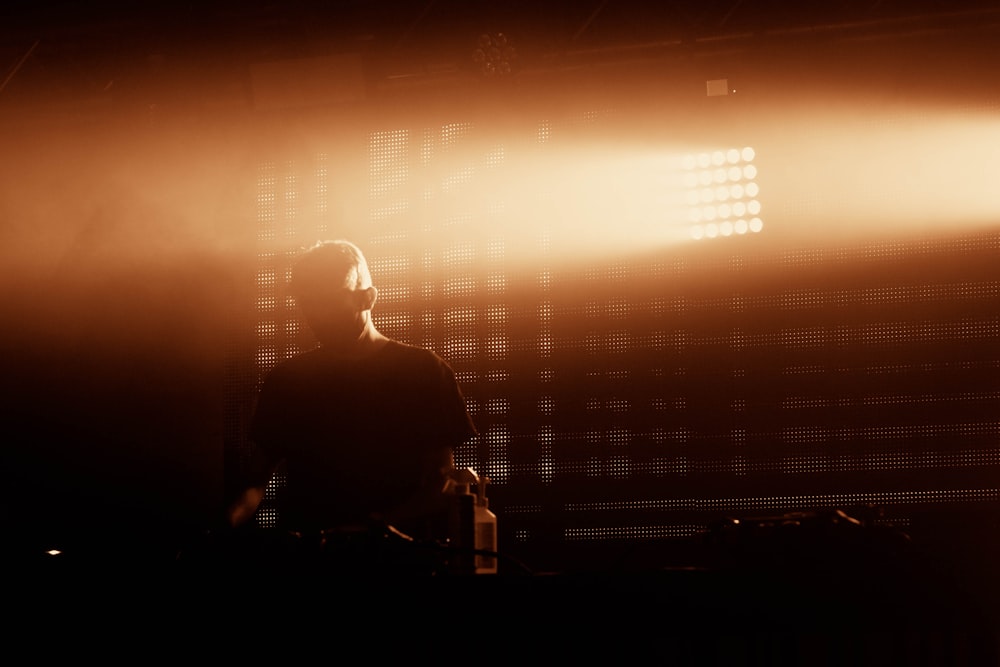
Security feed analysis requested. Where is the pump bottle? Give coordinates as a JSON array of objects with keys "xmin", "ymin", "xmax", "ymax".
[
  {"xmin": 473, "ymin": 475, "xmax": 498, "ymax": 574},
  {"xmin": 446, "ymin": 467, "xmax": 498, "ymax": 574}
]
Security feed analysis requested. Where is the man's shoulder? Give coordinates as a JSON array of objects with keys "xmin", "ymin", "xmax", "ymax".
[
  {"xmin": 383, "ymin": 338, "xmax": 439, "ymax": 358},
  {"xmin": 268, "ymin": 346, "xmax": 325, "ymax": 371},
  {"xmin": 381, "ymin": 339, "xmax": 450, "ymax": 369},
  {"xmin": 262, "ymin": 340, "xmax": 452, "ymax": 379}
]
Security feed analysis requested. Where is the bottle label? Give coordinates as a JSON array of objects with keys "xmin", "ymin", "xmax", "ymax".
[{"xmin": 475, "ymin": 520, "xmax": 497, "ymax": 572}]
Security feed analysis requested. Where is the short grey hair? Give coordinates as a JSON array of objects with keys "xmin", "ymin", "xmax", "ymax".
[{"xmin": 289, "ymin": 239, "xmax": 373, "ymax": 297}]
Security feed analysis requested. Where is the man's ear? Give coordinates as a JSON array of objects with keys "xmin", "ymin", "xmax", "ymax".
[{"xmin": 359, "ymin": 285, "xmax": 378, "ymax": 311}]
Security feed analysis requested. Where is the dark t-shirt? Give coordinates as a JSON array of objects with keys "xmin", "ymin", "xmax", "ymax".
[{"xmin": 250, "ymin": 340, "xmax": 478, "ymax": 533}]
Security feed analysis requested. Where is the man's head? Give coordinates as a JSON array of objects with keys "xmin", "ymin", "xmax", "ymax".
[{"xmin": 289, "ymin": 240, "xmax": 379, "ymax": 348}]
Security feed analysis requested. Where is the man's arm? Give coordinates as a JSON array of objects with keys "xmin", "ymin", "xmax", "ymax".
[
  {"xmin": 226, "ymin": 485, "xmax": 267, "ymax": 528},
  {"xmin": 380, "ymin": 447, "xmax": 456, "ymax": 536},
  {"xmin": 224, "ymin": 447, "xmax": 282, "ymax": 528}
]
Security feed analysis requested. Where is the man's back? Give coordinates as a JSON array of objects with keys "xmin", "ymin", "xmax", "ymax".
[{"xmin": 251, "ymin": 339, "xmax": 477, "ymax": 537}]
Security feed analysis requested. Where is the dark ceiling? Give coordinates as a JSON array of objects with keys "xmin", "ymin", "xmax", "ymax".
[
  {"xmin": 5, "ymin": 1, "xmax": 999, "ymax": 52},
  {"xmin": 2, "ymin": 1, "xmax": 999, "ymax": 111}
]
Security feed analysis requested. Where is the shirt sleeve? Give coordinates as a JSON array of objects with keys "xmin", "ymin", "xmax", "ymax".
[
  {"xmin": 435, "ymin": 355, "xmax": 479, "ymax": 449},
  {"xmin": 249, "ymin": 369, "xmax": 286, "ymax": 458}
]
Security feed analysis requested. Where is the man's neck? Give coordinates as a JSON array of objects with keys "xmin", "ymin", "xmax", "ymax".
[{"xmin": 319, "ymin": 323, "xmax": 389, "ymax": 358}]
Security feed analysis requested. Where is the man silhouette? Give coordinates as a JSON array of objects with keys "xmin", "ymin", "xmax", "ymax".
[{"xmin": 226, "ymin": 240, "xmax": 478, "ymax": 549}]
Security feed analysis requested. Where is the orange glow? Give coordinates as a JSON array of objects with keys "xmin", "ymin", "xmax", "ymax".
[
  {"xmin": 746, "ymin": 103, "xmax": 1000, "ymax": 243},
  {"xmin": 461, "ymin": 103, "xmax": 1000, "ymax": 265}
]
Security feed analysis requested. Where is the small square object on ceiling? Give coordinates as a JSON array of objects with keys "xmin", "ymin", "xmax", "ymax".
[{"xmin": 706, "ymin": 79, "xmax": 730, "ymax": 97}]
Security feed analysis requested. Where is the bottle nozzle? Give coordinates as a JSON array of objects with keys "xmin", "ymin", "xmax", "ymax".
[
  {"xmin": 477, "ymin": 475, "xmax": 490, "ymax": 506},
  {"xmin": 444, "ymin": 466, "xmax": 479, "ymax": 494}
]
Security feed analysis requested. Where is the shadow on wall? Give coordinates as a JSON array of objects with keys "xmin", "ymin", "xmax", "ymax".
[{"xmin": 0, "ymin": 118, "xmax": 255, "ymax": 562}]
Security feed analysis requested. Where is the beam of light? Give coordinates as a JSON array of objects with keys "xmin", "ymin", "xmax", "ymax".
[
  {"xmin": 424, "ymin": 139, "xmax": 763, "ymax": 275},
  {"xmin": 425, "ymin": 101, "xmax": 1000, "ymax": 276},
  {"xmin": 681, "ymin": 146, "xmax": 763, "ymax": 242},
  {"xmin": 747, "ymin": 102, "xmax": 1000, "ymax": 245},
  {"xmin": 249, "ymin": 94, "xmax": 1000, "ymax": 286}
]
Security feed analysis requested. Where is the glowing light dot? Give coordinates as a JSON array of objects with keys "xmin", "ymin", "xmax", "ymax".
[
  {"xmin": 714, "ymin": 168, "xmax": 727, "ymax": 184},
  {"xmin": 742, "ymin": 147, "xmax": 755, "ymax": 162},
  {"xmin": 705, "ymin": 223, "xmax": 719, "ymax": 238},
  {"xmin": 712, "ymin": 151, "xmax": 726, "ymax": 166},
  {"xmin": 728, "ymin": 166, "xmax": 742, "ymax": 181},
  {"xmin": 718, "ymin": 203, "xmax": 732, "ymax": 219},
  {"xmin": 748, "ymin": 200, "xmax": 761, "ymax": 215},
  {"xmin": 689, "ymin": 208, "xmax": 702, "ymax": 222},
  {"xmin": 698, "ymin": 153, "xmax": 711, "ymax": 168},
  {"xmin": 745, "ymin": 182, "xmax": 759, "ymax": 197},
  {"xmin": 699, "ymin": 171, "xmax": 713, "ymax": 186},
  {"xmin": 732, "ymin": 201, "xmax": 747, "ymax": 216},
  {"xmin": 690, "ymin": 225, "xmax": 705, "ymax": 240},
  {"xmin": 715, "ymin": 186, "xmax": 729, "ymax": 201},
  {"xmin": 700, "ymin": 188, "xmax": 714, "ymax": 203},
  {"xmin": 734, "ymin": 219, "xmax": 749, "ymax": 234},
  {"xmin": 703, "ymin": 206, "xmax": 717, "ymax": 221},
  {"xmin": 743, "ymin": 164, "xmax": 758, "ymax": 180},
  {"xmin": 750, "ymin": 217, "xmax": 764, "ymax": 232},
  {"xmin": 730, "ymin": 184, "xmax": 745, "ymax": 199},
  {"xmin": 720, "ymin": 221, "xmax": 734, "ymax": 236},
  {"xmin": 727, "ymin": 149, "xmax": 741, "ymax": 164}
]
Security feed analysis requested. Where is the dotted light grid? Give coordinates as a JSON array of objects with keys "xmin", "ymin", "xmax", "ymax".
[
  {"xmin": 650, "ymin": 320, "xmax": 1000, "ymax": 353},
  {"xmin": 422, "ymin": 446, "xmax": 1000, "ymax": 478},
  {"xmin": 441, "ymin": 121, "xmax": 474, "ymax": 147},
  {"xmin": 443, "ymin": 307, "xmax": 478, "ymax": 362},
  {"xmin": 539, "ymin": 424, "xmax": 555, "ymax": 484},
  {"xmin": 782, "ymin": 234, "xmax": 1000, "ymax": 267},
  {"xmin": 483, "ymin": 424, "xmax": 512, "ymax": 483},
  {"xmin": 369, "ymin": 129, "xmax": 409, "ymax": 201},
  {"xmin": 254, "ymin": 508, "xmax": 279, "ymax": 529},
  {"xmin": 537, "ymin": 120, "xmax": 552, "ymax": 143},
  {"xmin": 255, "ymin": 161, "xmax": 280, "ymax": 378},
  {"xmin": 442, "ymin": 166, "xmax": 475, "ymax": 195},
  {"xmin": 564, "ymin": 524, "xmax": 705, "ymax": 541},
  {"xmin": 779, "ymin": 282, "xmax": 1000, "ymax": 309},
  {"xmin": 565, "ymin": 488, "xmax": 1000, "ymax": 513},
  {"xmin": 484, "ymin": 305, "xmax": 508, "ymax": 361},
  {"xmin": 740, "ymin": 447, "xmax": 1000, "ymax": 475},
  {"xmin": 256, "ymin": 162, "xmax": 277, "ymax": 243},
  {"xmin": 511, "ymin": 442, "xmax": 1000, "ymax": 478},
  {"xmin": 371, "ymin": 254, "xmax": 412, "ymax": 302},
  {"xmin": 315, "ymin": 153, "xmax": 328, "ymax": 231},
  {"xmin": 254, "ymin": 156, "xmax": 330, "ymax": 494},
  {"xmin": 282, "ymin": 166, "xmax": 297, "ymax": 240},
  {"xmin": 682, "ymin": 147, "xmax": 762, "ymax": 240}
]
